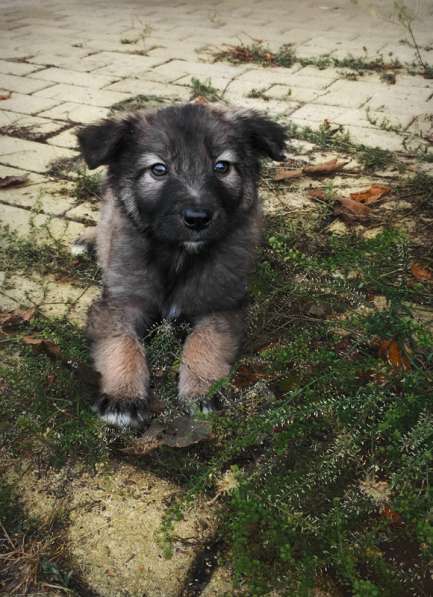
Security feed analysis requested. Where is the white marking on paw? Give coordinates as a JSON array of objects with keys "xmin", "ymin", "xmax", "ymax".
[
  {"xmin": 99, "ymin": 411, "xmax": 139, "ymax": 428},
  {"xmin": 70, "ymin": 243, "xmax": 88, "ymax": 256}
]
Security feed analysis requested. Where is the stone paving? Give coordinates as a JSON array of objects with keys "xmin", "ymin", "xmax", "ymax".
[{"xmin": 0, "ymin": 0, "xmax": 432, "ymax": 595}]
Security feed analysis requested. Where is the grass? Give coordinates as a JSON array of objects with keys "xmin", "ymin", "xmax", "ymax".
[
  {"xmin": 285, "ymin": 121, "xmax": 398, "ymax": 173},
  {"xmin": 110, "ymin": 94, "xmax": 171, "ymax": 113},
  {"xmin": 2, "ymin": 151, "xmax": 433, "ymax": 594},
  {"xmin": 0, "ymin": 224, "xmax": 100, "ymax": 287},
  {"xmin": 73, "ymin": 168, "xmax": 102, "ymax": 201},
  {"xmin": 213, "ymin": 42, "xmax": 404, "ymax": 77},
  {"xmin": 158, "ymin": 219, "xmax": 433, "ymax": 595},
  {"xmin": 189, "ymin": 77, "xmax": 223, "ymax": 102},
  {"xmin": 214, "ymin": 41, "xmax": 297, "ymax": 68}
]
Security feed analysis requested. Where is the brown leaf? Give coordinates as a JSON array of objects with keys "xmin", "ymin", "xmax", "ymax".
[
  {"xmin": 411, "ymin": 262, "xmax": 433, "ymax": 282},
  {"xmin": 0, "ymin": 307, "xmax": 36, "ymax": 330},
  {"xmin": 122, "ymin": 416, "xmax": 212, "ymax": 455},
  {"xmin": 350, "ymin": 184, "xmax": 391, "ymax": 205},
  {"xmin": 191, "ymin": 95, "xmax": 209, "ymax": 105},
  {"xmin": 378, "ymin": 338, "xmax": 410, "ymax": 370},
  {"xmin": 334, "ymin": 197, "xmax": 370, "ymax": 222},
  {"xmin": 307, "ymin": 188, "xmax": 326, "ymax": 201},
  {"xmin": 0, "ymin": 92, "xmax": 11, "ymax": 100},
  {"xmin": 303, "ymin": 158, "xmax": 349, "ymax": 175},
  {"xmin": 273, "ymin": 166, "xmax": 303, "ymax": 181},
  {"xmin": 233, "ymin": 364, "xmax": 272, "ymax": 389},
  {"xmin": 382, "ymin": 505, "xmax": 402, "ymax": 524},
  {"xmin": 0, "ymin": 174, "xmax": 29, "ymax": 189},
  {"xmin": 22, "ymin": 335, "xmax": 100, "ymax": 389}
]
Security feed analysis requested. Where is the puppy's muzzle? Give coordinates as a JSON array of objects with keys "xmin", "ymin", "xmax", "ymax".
[{"xmin": 182, "ymin": 208, "xmax": 213, "ymax": 231}]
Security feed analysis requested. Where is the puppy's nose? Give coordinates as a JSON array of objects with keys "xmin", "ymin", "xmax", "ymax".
[{"xmin": 182, "ymin": 208, "xmax": 212, "ymax": 231}]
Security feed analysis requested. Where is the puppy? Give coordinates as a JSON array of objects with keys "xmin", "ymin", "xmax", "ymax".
[{"xmin": 77, "ymin": 103, "xmax": 287, "ymax": 427}]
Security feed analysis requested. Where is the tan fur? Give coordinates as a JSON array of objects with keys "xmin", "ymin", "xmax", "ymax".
[
  {"xmin": 178, "ymin": 312, "xmax": 241, "ymax": 399},
  {"xmin": 93, "ymin": 335, "xmax": 149, "ymax": 399}
]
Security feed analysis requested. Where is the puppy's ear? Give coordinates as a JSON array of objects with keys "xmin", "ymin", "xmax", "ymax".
[
  {"xmin": 236, "ymin": 110, "xmax": 287, "ymax": 161},
  {"xmin": 76, "ymin": 118, "xmax": 130, "ymax": 169}
]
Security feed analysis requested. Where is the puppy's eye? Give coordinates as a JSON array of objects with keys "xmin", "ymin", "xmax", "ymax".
[
  {"xmin": 213, "ymin": 160, "xmax": 230, "ymax": 175},
  {"xmin": 150, "ymin": 163, "xmax": 168, "ymax": 177}
]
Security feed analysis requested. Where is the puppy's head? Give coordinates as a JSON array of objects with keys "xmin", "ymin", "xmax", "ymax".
[{"xmin": 77, "ymin": 104, "xmax": 287, "ymax": 251}]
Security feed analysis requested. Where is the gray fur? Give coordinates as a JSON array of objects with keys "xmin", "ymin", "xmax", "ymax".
[{"xmin": 76, "ymin": 103, "xmax": 287, "ymax": 426}]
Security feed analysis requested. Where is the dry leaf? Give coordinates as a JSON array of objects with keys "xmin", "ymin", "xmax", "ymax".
[
  {"xmin": 233, "ymin": 364, "xmax": 272, "ymax": 389},
  {"xmin": 274, "ymin": 167, "xmax": 303, "ymax": 181},
  {"xmin": 22, "ymin": 335, "xmax": 100, "ymax": 389},
  {"xmin": 307, "ymin": 188, "xmax": 326, "ymax": 201},
  {"xmin": 0, "ymin": 92, "xmax": 11, "ymax": 100},
  {"xmin": 303, "ymin": 158, "xmax": 349, "ymax": 175},
  {"xmin": 411, "ymin": 262, "xmax": 433, "ymax": 282},
  {"xmin": 334, "ymin": 197, "xmax": 370, "ymax": 222},
  {"xmin": 350, "ymin": 184, "xmax": 391, "ymax": 205},
  {"xmin": 191, "ymin": 95, "xmax": 209, "ymax": 105},
  {"xmin": 378, "ymin": 338, "xmax": 410, "ymax": 370},
  {"xmin": 382, "ymin": 505, "xmax": 402, "ymax": 524},
  {"xmin": 122, "ymin": 416, "xmax": 212, "ymax": 455},
  {"xmin": 0, "ymin": 307, "xmax": 36, "ymax": 330},
  {"xmin": 0, "ymin": 174, "xmax": 29, "ymax": 189}
]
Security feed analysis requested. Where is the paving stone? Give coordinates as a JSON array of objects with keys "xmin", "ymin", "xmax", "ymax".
[
  {"xmin": 289, "ymin": 103, "xmax": 347, "ymax": 123},
  {"xmin": 0, "ymin": 162, "xmax": 45, "ymax": 184},
  {"xmin": 30, "ymin": 67, "xmax": 116, "ymax": 89},
  {"xmin": 0, "ymin": 109, "xmax": 21, "ymax": 127},
  {"xmin": 157, "ymin": 60, "xmax": 249, "ymax": 81},
  {"xmin": 84, "ymin": 51, "xmax": 167, "ymax": 77},
  {"xmin": 0, "ymin": 59, "xmax": 43, "ymax": 76},
  {"xmin": 46, "ymin": 126, "xmax": 79, "ymax": 149},
  {"xmin": 342, "ymin": 125, "xmax": 405, "ymax": 152},
  {"xmin": 0, "ymin": 179, "xmax": 74, "ymax": 215},
  {"xmin": 34, "ymin": 84, "xmax": 131, "ymax": 108},
  {"xmin": 0, "ymin": 272, "xmax": 97, "ymax": 321},
  {"xmin": 65, "ymin": 200, "xmax": 99, "ymax": 224},
  {"xmin": 0, "ymin": 135, "xmax": 77, "ymax": 173},
  {"xmin": 27, "ymin": 52, "xmax": 113, "ymax": 73},
  {"xmin": 0, "ymin": 202, "xmax": 84, "ymax": 243},
  {"xmin": 105, "ymin": 78, "xmax": 191, "ymax": 100},
  {"xmin": 2, "ymin": 114, "xmax": 69, "ymax": 138},
  {"xmin": 316, "ymin": 79, "xmax": 387, "ymax": 109},
  {"xmin": 39, "ymin": 102, "xmax": 110, "ymax": 123},
  {"xmin": 0, "ymin": 73, "xmax": 54, "ymax": 94},
  {"xmin": 0, "ymin": 93, "xmax": 61, "ymax": 116},
  {"xmin": 266, "ymin": 84, "xmax": 321, "ymax": 103}
]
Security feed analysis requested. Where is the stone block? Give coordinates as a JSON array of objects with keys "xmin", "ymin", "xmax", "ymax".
[
  {"xmin": 34, "ymin": 84, "xmax": 131, "ymax": 108},
  {"xmin": 0, "ymin": 135, "xmax": 77, "ymax": 173}
]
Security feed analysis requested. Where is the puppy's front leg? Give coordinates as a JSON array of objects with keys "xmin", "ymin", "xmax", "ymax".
[
  {"xmin": 87, "ymin": 296, "xmax": 154, "ymax": 427},
  {"xmin": 179, "ymin": 310, "xmax": 244, "ymax": 412}
]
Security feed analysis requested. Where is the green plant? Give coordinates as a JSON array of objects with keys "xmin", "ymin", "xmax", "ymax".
[{"xmin": 189, "ymin": 77, "xmax": 222, "ymax": 102}]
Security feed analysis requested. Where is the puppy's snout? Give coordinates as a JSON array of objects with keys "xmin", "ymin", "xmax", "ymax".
[{"xmin": 182, "ymin": 208, "xmax": 212, "ymax": 231}]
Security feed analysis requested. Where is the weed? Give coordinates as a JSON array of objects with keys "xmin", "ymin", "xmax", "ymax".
[
  {"xmin": 158, "ymin": 216, "xmax": 433, "ymax": 595},
  {"xmin": 285, "ymin": 121, "xmax": 397, "ymax": 172},
  {"xmin": 247, "ymin": 87, "xmax": 271, "ymax": 101},
  {"xmin": 0, "ymin": 224, "xmax": 100, "ymax": 286},
  {"xmin": 73, "ymin": 167, "xmax": 102, "ymax": 201},
  {"xmin": 190, "ymin": 77, "xmax": 222, "ymax": 102},
  {"xmin": 396, "ymin": 172, "xmax": 433, "ymax": 212},
  {"xmin": 110, "ymin": 94, "xmax": 171, "ymax": 113},
  {"xmin": 214, "ymin": 41, "xmax": 297, "ymax": 68}
]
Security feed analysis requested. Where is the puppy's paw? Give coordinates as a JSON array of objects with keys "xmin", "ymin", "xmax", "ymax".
[
  {"xmin": 93, "ymin": 395, "xmax": 151, "ymax": 428},
  {"xmin": 70, "ymin": 227, "xmax": 97, "ymax": 257}
]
